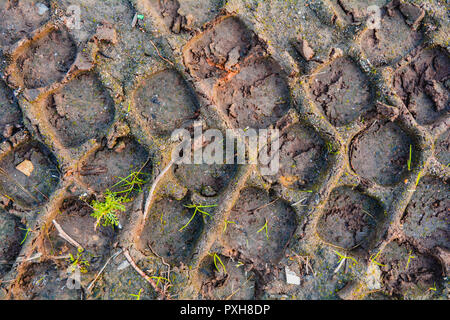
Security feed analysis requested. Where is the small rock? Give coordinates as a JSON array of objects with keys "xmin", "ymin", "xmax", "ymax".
[
  {"xmin": 285, "ymin": 266, "xmax": 300, "ymax": 285},
  {"xmin": 294, "ymin": 38, "xmax": 315, "ymax": 61},
  {"xmin": 376, "ymin": 101, "xmax": 400, "ymax": 121},
  {"xmin": 94, "ymin": 24, "xmax": 118, "ymax": 45},
  {"xmin": 16, "ymin": 160, "xmax": 34, "ymax": 177},
  {"xmin": 36, "ymin": 3, "xmax": 49, "ymax": 16}
]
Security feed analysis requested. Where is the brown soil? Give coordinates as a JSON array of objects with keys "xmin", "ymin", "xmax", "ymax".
[
  {"xmin": 137, "ymin": 196, "xmax": 204, "ymax": 266},
  {"xmin": 0, "ymin": 80, "xmax": 23, "ymax": 142},
  {"xmin": 317, "ymin": 186, "xmax": 384, "ymax": 251},
  {"xmin": 15, "ymin": 26, "xmax": 77, "ymax": 89},
  {"xmin": 0, "ymin": 140, "xmax": 60, "ymax": 208},
  {"xmin": 401, "ymin": 175, "xmax": 449, "ymax": 251},
  {"xmin": 44, "ymin": 73, "xmax": 115, "ymax": 148},
  {"xmin": 0, "ymin": 210, "xmax": 25, "ymax": 276},
  {"xmin": 393, "ymin": 47, "xmax": 450, "ymax": 125},
  {"xmin": 435, "ymin": 129, "xmax": 449, "ymax": 166},
  {"xmin": 350, "ymin": 121, "xmax": 414, "ymax": 186},
  {"xmin": 0, "ymin": 0, "xmax": 50, "ymax": 47},
  {"xmin": 379, "ymin": 240, "xmax": 443, "ymax": 298},
  {"xmin": 78, "ymin": 138, "xmax": 151, "ymax": 193},
  {"xmin": 308, "ymin": 57, "xmax": 373, "ymax": 126},
  {"xmin": 199, "ymin": 254, "xmax": 256, "ymax": 300},
  {"xmin": 272, "ymin": 122, "xmax": 328, "ymax": 189},
  {"xmin": 133, "ymin": 69, "xmax": 199, "ymax": 137},
  {"xmin": 222, "ymin": 187, "xmax": 297, "ymax": 268}
]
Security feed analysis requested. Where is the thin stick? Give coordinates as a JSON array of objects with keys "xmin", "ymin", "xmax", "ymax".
[
  {"xmin": 149, "ymin": 39, "xmax": 174, "ymax": 66},
  {"xmin": 123, "ymin": 249, "xmax": 170, "ymax": 300},
  {"xmin": 87, "ymin": 249, "xmax": 123, "ymax": 293},
  {"xmin": 52, "ymin": 220, "xmax": 83, "ymax": 250}
]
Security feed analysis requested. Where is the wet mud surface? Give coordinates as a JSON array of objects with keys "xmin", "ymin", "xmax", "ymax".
[{"xmin": 0, "ymin": 0, "xmax": 448, "ymax": 301}]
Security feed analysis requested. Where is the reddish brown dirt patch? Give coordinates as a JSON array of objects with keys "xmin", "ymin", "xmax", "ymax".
[
  {"xmin": 272, "ymin": 123, "xmax": 328, "ymax": 189},
  {"xmin": 183, "ymin": 16, "xmax": 264, "ymax": 80},
  {"xmin": 0, "ymin": 80, "xmax": 23, "ymax": 142},
  {"xmin": 137, "ymin": 196, "xmax": 204, "ymax": 266},
  {"xmin": 78, "ymin": 138, "xmax": 150, "ymax": 193},
  {"xmin": 360, "ymin": 5, "xmax": 423, "ymax": 67},
  {"xmin": 379, "ymin": 240, "xmax": 443, "ymax": 298},
  {"xmin": 0, "ymin": 210, "xmax": 25, "ymax": 276},
  {"xmin": 44, "ymin": 73, "xmax": 115, "ymax": 148},
  {"xmin": 16, "ymin": 26, "xmax": 76, "ymax": 89},
  {"xmin": 17, "ymin": 261, "xmax": 81, "ymax": 300},
  {"xmin": 317, "ymin": 186, "xmax": 384, "ymax": 251},
  {"xmin": 393, "ymin": 47, "xmax": 450, "ymax": 125},
  {"xmin": 199, "ymin": 254, "xmax": 255, "ymax": 300},
  {"xmin": 307, "ymin": 57, "xmax": 373, "ymax": 126},
  {"xmin": 222, "ymin": 187, "xmax": 297, "ymax": 268},
  {"xmin": 213, "ymin": 57, "xmax": 291, "ymax": 129},
  {"xmin": 133, "ymin": 69, "xmax": 198, "ymax": 137},
  {"xmin": 0, "ymin": 0, "xmax": 50, "ymax": 47},
  {"xmin": 435, "ymin": 130, "xmax": 449, "ymax": 167},
  {"xmin": 401, "ymin": 176, "xmax": 449, "ymax": 251},
  {"xmin": 44, "ymin": 198, "xmax": 115, "ymax": 269},
  {"xmin": 0, "ymin": 141, "xmax": 60, "ymax": 208},
  {"xmin": 350, "ymin": 121, "xmax": 413, "ymax": 186}
]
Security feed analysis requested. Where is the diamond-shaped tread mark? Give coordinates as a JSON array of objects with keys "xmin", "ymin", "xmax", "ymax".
[
  {"xmin": 393, "ymin": 47, "xmax": 450, "ymax": 126},
  {"xmin": 307, "ymin": 57, "xmax": 373, "ymax": 127},
  {"xmin": 222, "ymin": 187, "xmax": 297, "ymax": 268},
  {"xmin": 401, "ymin": 175, "xmax": 449, "ymax": 251},
  {"xmin": 317, "ymin": 186, "xmax": 384, "ymax": 251},
  {"xmin": 44, "ymin": 73, "xmax": 115, "ymax": 148},
  {"xmin": 350, "ymin": 121, "xmax": 414, "ymax": 186},
  {"xmin": 133, "ymin": 69, "xmax": 198, "ymax": 137},
  {"xmin": 0, "ymin": 141, "xmax": 60, "ymax": 208},
  {"xmin": 0, "ymin": 0, "xmax": 50, "ymax": 47},
  {"xmin": 15, "ymin": 26, "xmax": 76, "ymax": 89},
  {"xmin": 137, "ymin": 196, "xmax": 204, "ymax": 266}
]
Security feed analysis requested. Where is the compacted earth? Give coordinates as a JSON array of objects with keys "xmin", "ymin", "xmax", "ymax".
[{"xmin": 0, "ymin": 0, "xmax": 448, "ymax": 301}]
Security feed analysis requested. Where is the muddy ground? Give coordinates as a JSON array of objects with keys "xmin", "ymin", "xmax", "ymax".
[{"xmin": 0, "ymin": 0, "xmax": 449, "ymax": 300}]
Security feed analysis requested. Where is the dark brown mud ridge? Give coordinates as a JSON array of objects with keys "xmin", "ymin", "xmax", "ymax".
[{"xmin": 0, "ymin": 0, "xmax": 448, "ymax": 301}]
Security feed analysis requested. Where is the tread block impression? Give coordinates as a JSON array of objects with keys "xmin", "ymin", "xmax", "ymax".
[
  {"xmin": 183, "ymin": 16, "xmax": 263, "ymax": 80},
  {"xmin": 213, "ymin": 57, "xmax": 291, "ymax": 129},
  {"xmin": 16, "ymin": 261, "xmax": 81, "ymax": 300},
  {"xmin": 173, "ymin": 163, "xmax": 237, "ymax": 197},
  {"xmin": 137, "ymin": 196, "xmax": 204, "ymax": 266},
  {"xmin": 393, "ymin": 47, "xmax": 450, "ymax": 125},
  {"xmin": 378, "ymin": 240, "xmax": 443, "ymax": 298},
  {"xmin": 14, "ymin": 26, "xmax": 77, "ymax": 89},
  {"xmin": 44, "ymin": 198, "xmax": 115, "ymax": 269},
  {"xmin": 133, "ymin": 70, "xmax": 198, "ymax": 137},
  {"xmin": 0, "ymin": 210, "xmax": 25, "ymax": 277},
  {"xmin": 0, "ymin": 80, "xmax": 23, "ymax": 142},
  {"xmin": 307, "ymin": 57, "xmax": 373, "ymax": 127},
  {"xmin": 78, "ymin": 138, "xmax": 150, "ymax": 193},
  {"xmin": 317, "ymin": 186, "xmax": 384, "ymax": 251},
  {"xmin": 143, "ymin": 0, "xmax": 188, "ymax": 34},
  {"xmin": 222, "ymin": 187, "xmax": 297, "ymax": 267},
  {"xmin": 360, "ymin": 3, "xmax": 423, "ymax": 67},
  {"xmin": 401, "ymin": 176, "xmax": 449, "ymax": 251},
  {"xmin": 0, "ymin": 141, "xmax": 60, "ymax": 208},
  {"xmin": 350, "ymin": 121, "xmax": 414, "ymax": 186},
  {"xmin": 0, "ymin": 0, "xmax": 50, "ymax": 47},
  {"xmin": 44, "ymin": 73, "xmax": 115, "ymax": 148},
  {"xmin": 199, "ymin": 254, "xmax": 255, "ymax": 300},
  {"xmin": 435, "ymin": 129, "xmax": 449, "ymax": 167},
  {"xmin": 271, "ymin": 122, "xmax": 328, "ymax": 189}
]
